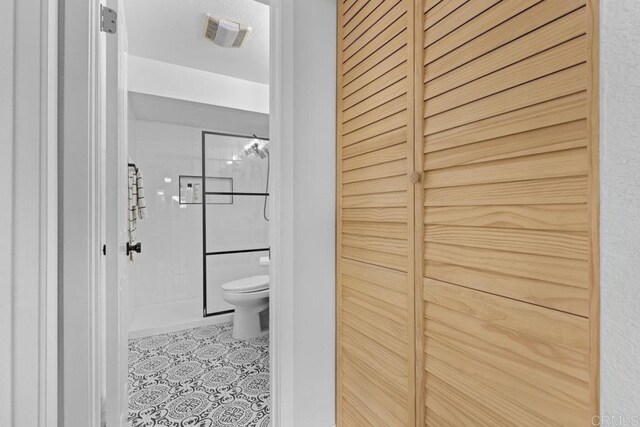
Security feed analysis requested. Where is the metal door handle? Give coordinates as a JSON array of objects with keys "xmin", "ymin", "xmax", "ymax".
[{"xmin": 126, "ymin": 242, "xmax": 142, "ymax": 255}]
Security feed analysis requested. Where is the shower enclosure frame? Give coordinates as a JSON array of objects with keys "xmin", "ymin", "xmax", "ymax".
[{"xmin": 201, "ymin": 130, "xmax": 271, "ymax": 318}]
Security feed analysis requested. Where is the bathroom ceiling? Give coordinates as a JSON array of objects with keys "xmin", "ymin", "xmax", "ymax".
[{"xmin": 123, "ymin": 0, "xmax": 269, "ymax": 84}]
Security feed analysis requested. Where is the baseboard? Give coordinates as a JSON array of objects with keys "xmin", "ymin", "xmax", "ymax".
[{"xmin": 128, "ymin": 313, "xmax": 233, "ymax": 339}]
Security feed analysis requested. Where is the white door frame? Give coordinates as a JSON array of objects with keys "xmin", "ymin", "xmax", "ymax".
[
  {"xmin": 59, "ymin": 0, "xmax": 105, "ymax": 426},
  {"xmin": 268, "ymin": 0, "xmax": 295, "ymax": 425},
  {"xmin": 1, "ymin": 0, "xmax": 58, "ymax": 425},
  {"xmin": 104, "ymin": 1, "xmax": 130, "ymax": 426}
]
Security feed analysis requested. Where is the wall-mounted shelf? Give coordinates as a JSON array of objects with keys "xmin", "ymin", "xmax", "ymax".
[{"xmin": 179, "ymin": 175, "xmax": 233, "ymax": 205}]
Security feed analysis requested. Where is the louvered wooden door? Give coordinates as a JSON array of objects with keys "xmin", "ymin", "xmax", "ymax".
[
  {"xmin": 337, "ymin": 0, "xmax": 599, "ymax": 425},
  {"xmin": 337, "ymin": 0, "xmax": 418, "ymax": 425},
  {"xmin": 419, "ymin": 0, "xmax": 599, "ymax": 425}
]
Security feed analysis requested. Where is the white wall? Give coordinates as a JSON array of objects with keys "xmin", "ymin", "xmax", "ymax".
[
  {"xmin": 600, "ymin": 0, "xmax": 640, "ymax": 417},
  {"xmin": 128, "ymin": 119, "xmax": 270, "ymax": 314},
  {"xmin": 1, "ymin": 0, "xmax": 58, "ymax": 425},
  {"xmin": 271, "ymin": 0, "xmax": 336, "ymax": 425},
  {"xmin": 128, "ymin": 55, "xmax": 269, "ymax": 115},
  {"xmin": 129, "ymin": 92, "xmax": 269, "ymax": 132},
  {"xmin": 0, "ymin": 0, "xmax": 15, "ymax": 420},
  {"xmin": 292, "ymin": 1, "xmax": 336, "ymax": 424}
]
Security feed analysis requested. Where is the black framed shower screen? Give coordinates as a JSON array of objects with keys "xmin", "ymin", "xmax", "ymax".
[{"xmin": 201, "ymin": 130, "xmax": 271, "ymax": 317}]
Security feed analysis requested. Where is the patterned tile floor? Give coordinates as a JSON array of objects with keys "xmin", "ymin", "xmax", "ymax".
[{"xmin": 127, "ymin": 322, "xmax": 270, "ymax": 427}]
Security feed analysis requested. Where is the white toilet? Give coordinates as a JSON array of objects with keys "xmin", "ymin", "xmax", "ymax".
[{"xmin": 221, "ymin": 275, "xmax": 270, "ymax": 339}]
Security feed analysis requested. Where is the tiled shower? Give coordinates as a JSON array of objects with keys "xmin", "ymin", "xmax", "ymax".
[{"xmin": 127, "ymin": 119, "xmax": 269, "ymax": 336}]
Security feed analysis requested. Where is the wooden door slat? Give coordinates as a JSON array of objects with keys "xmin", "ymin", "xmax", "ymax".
[
  {"xmin": 425, "ymin": 148, "xmax": 588, "ymax": 188},
  {"xmin": 425, "ymin": 260, "xmax": 589, "ymax": 316},
  {"xmin": 424, "ymin": 0, "xmax": 586, "ymax": 70},
  {"xmin": 425, "ymin": 224, "xmax": 589, "ymax": 260},
  {"xmin": 344, "ymin": 48, "xmax": 407, "ymax": 99},
  {"xmin": 424, "ymin": 204, "xmax": 588, "ymax": 232},
  {"xmin": 344, "ymin": 0, "xmax": 403, "ymax": 48},
  {"xmin": 343, "ymin": 158, "xmax": 407, "ymax": 183},
  {"xmin": 345, "ymin": 30, "xmax": 408, "ymax": 86},
  {"xmin": 344, "ymin": 78, "xmax": 407, "ymax": 123},
  {"xmin": 425, "ymin": 176, "xmax": 588, "ymax": 207},
  {"xmin": 424, "ymin": 0, "xmax": 540, "ymax": 59},
  {"xmin": 425, "ymin": 92, "xmax": 587, "ymax": 153},
  {"xmin": 343, "ymin": 221, "xmax": 407, "ymax": 239},
  {"xmin": 343, "ymin": 127, "xmax": 407, "ymax": 159},
  {"xmin": 344, "ymin": 5, "xmax": 407, "ymax": 69},
  {"xmin": 342, "ymin": 206, "xmax": 408, "ymax": 223},
  {"xmin": 424, "ymin": 242, "xmax": 588, "ymax": 288},
  {"xmin": 424, "ymin": 120, "xmax": 587, "ymax": 169},
  {"xmin": 344, "ymin": 142, "xmax": 407, "ymax": 170},
  {"xmin": 424, "ymin": 0, "xmax": 467, "ymax": 29},
  {"xmin": 424, "ymin": 7, "xmax": 586, "ymax": 96},
  {"xmin": 344, "ymin": 62, "xmax": 407, "ymax": 110},
  {"xmin": 424, "ymin": 63, "xmax": 587, "ymax": 135},
  {"xmin": 424, "ymin": 278, "xmax": 589, "ymax": 351},
  {"xmin": 425, "ymin": 302, "xmax": 590, "ymax": 381},
  {"xmin": 425, "ymin": 0, "xmax": 502, "ymax": 47},
  {"xmin": 425, "ymin": 337, "xmax": 589, "ymax": 425},
  {"xmin": 424, "ymin": 36, "xmax": 587, "ymax": 116}
]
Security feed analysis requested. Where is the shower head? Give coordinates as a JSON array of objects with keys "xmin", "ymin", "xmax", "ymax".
[{"xmin": 244, "ymin": 139, "xmax": 269, "ymax": 159}]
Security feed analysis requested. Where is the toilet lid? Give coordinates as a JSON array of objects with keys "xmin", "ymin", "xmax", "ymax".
[{"xmin": 222, "ymin": 275, "xmax": 269, "ymax": 293}]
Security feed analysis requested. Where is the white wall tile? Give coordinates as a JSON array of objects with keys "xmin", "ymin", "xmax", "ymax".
[{"xmin": 129, "ymin": 119, "xmax": 270, "ymax": 313}]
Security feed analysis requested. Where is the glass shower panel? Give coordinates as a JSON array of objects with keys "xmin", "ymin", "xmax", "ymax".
[
  {"xmin": 203, "ymin": 133, "xmax": 270, "ymax": 195},
  {"xmin": 202, "ymin": 132, "xmax": 270, "ymax": 316},
  {"xmin": 205, "ymin": 251, "xmax": 269, "ymax": 315},
  {"xmin": 204, "ymin": 199, "xmax": 269, "ymax": 253}
]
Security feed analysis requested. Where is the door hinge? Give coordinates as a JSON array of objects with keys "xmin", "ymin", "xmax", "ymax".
[
  {"xmin": 100, "ymin": 5, "xmax": 117, "ymax": 34},
  {"xmin": 102, "ymin": 244, "xmax": 107, "ymax": 256}
]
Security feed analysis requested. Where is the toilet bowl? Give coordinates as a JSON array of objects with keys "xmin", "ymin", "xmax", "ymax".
[{"xmin": 221, "ymin": 275, "xmax": 269, "ymax": 339}]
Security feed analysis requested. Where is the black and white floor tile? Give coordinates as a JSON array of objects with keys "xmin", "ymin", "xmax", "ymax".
[{"xmin": 127, "ymin": 323, "xmax": 270, "ymax": 427}]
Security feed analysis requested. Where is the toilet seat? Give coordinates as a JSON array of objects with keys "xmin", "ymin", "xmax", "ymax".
[{"xmin": 222, "ymin": 275, "xmax": 269, "ymax": 293}]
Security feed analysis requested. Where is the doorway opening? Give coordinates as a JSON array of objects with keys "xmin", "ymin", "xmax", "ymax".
[
  {"xmin": 60, "ymin": 0, "xmax": 336, "ymax": 424},
  {"xmin": 116, "ymin": 1, "xmax": 272, "ymax": 425}
]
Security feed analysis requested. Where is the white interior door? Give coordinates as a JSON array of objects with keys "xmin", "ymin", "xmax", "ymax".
[{"xmin": 104, "ymin": 0, "xmax": 130, "ymax": 424}]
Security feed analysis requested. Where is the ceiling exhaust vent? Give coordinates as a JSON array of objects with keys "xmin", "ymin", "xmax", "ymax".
[{"xmin": 203, "ymin": 14, "xmax": 251, "ymax": 48}]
